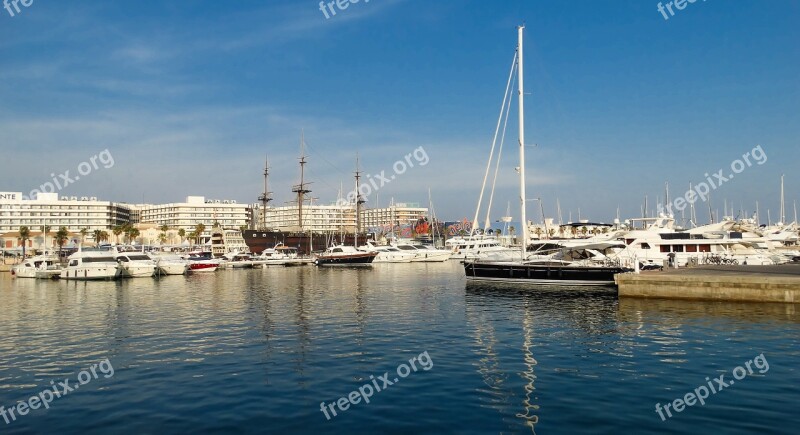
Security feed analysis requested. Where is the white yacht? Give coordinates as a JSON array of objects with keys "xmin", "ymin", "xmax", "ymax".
[
  {"xmin": 358, "ymin": 243, "xmax": 416, "ymax": 263},
  {"xmin": 446, "ymin": 235, "xmax": 519, "ymax": 261},
  {"xmin": 313, "ymin": 245, "xmax": 377, "ymax": 266},
  {"xmin": 11, "ymin": 254, "xmax": 61, "ymax": 279},
  {"xmin": 114, "ymin": 251, "xmax": 157, "ymax": 278},
  {"xmin": 610, "ymin": 217, "xmax": 780, "ymax": 267},
  {"xmin": 149, "ymin": 253, "xmax": 189, "ymax": 275},
  {"xmin": 219, "ymin": 252, "xmax": 256, "ymax": 269},
  {"xmin": 393, "ymin": 243, "xmax": 452, "ymax": 262},
  {"xmin": 62, "ymin": 251, "xmax": 122, "ymax": 280}
]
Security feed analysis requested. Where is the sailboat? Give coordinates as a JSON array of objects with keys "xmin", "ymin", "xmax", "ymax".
[{"xmin": 464, "ymin": 26, "xmax": 631, "ymax": 286}]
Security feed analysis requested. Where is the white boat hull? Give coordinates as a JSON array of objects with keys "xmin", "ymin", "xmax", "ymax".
[
  {"xmin": 121, "ymin": 265, "xmax": 156, "ymax": 278},
  {"xmin": 61, "ymin": 267, "xmax": 121, "ymax": 280},
  {"xmin": 157, "ymin": 264, "xmax": 188, "ymax": 275},
  {"xmin": 410, "ymin": 251, "xmax": 451, "ymax": 262}
]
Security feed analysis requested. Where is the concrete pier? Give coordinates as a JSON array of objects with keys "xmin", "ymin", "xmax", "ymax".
[{"xmin": 616, "ymin": 265, "xmax": 800, "ymax": 304}]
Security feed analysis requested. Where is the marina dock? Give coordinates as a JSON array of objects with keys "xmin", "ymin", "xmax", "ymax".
[{"xmin": 616, "ymin": 265, "xmax": 800, "ymax": 303}]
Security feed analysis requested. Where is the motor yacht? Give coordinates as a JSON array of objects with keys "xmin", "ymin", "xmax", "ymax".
[
  {"xmin": 61, "ymin": 250, "xmax": 122, "ymax": 280},
  {"xmin": 314, "ymin": 245, "xmax": 377, "ymax": 266},
  {"xmin": 358, "ymin": 243, "xmax": 415, "ymax": 263},
  {"xmin": 186, "ymin": 251, "xmax": 221, "ymax": 273},
  {"xmin": 11, "ymin": 254, "xmax": 61, "ymax": 279},
  {"xmin": 392, "ymin": 243, "xmax": 451, "ymax": 262},
  {"xmin": 149, "ymin": 253, "xmax": 190, "ymax": 275},
  {"xmin": 114, "ymin": 251, "xmax": 157, "ymax": 278}
]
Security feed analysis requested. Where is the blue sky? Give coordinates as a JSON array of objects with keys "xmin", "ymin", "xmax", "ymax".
[{"xmin": 1, "ymin": 0, "xmax": 798, "ymax": 224}]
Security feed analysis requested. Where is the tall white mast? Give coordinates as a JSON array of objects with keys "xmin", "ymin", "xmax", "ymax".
[
  {"xmin": 780, "ymin": 174, "xmax": 785, "ymax": 225},
  {"xmin": 517, "ymin": 25, "xmax": 528, "ymax": 260}
]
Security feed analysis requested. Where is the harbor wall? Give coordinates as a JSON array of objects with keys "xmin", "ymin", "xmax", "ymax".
[{"xmin": 616, "ymin": 272, "xmax": 800, "ymax": 303}]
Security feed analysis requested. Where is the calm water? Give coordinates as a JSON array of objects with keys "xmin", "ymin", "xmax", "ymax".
[{"xmin": 1, "ymin": 263, "xmax": 798, "ymax": 434}]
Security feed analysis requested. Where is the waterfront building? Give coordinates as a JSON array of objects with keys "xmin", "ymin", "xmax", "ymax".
[
  {"xmin": 139, "ymin": 196, "xmax": 253, "ymax": 241},
  {"xmin": 0, "ymin": 191, "xmax": 131, "ymax": 236},
  {"xmin": 210, "ymin": 225, "xmax": 249, "ymax": 257},
  {"xmin": 257, "ymin": 202, "xmax": 430, "ymax": 235},
  {"xmin": 262, "ymin": 203, "xmax": 357, "ymax": 233},
  {"xmin": 361, "ymin": 203, "xmax": 429, "ymax": 230}
]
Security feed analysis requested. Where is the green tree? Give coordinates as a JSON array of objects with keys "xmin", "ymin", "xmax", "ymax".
[
  {"xmin": 188, "ymin": 231, "xmax": 196, "ymax": 247},
  {"xmin": 129, "ymin": 228, "xmax": 141, "ymax": 245},
  {"xmin": 194, "ymin": 223, "xmax": 206, "ymax": 244},
  {"xmin": 55, "ymin": 227, "xmax": 69, "ymax": 258},
  {"xmin": 158, "ymin": 233, "xmax": 167, "ymax": 245},
  {"xmin": 79, "ymin": 228, "xmax": 89, "ymax": 245},
  {"xmin": 18, "ymin": 226, "xmax": 31, "ymax": 259},
  {"xmin": 112, "ymin": 225, "xmax": 124, "ymax": 245},
  {"xmin": 93, "ymin": 229, "xmax": 103, "ymax": 247},
  {"xmin": 178, "ymin": 228, "xmax": 186, "ymax": 244}
]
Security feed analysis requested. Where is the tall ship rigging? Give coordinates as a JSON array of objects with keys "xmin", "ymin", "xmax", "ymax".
[{"xmin": 243, "ymin": 136, "xmax": 368, "ymax": 254}]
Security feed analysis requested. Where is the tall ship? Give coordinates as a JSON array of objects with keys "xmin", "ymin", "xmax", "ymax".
[{"xmin": 243, "ymin": 136, "xmax": 369, "ymax": 255}]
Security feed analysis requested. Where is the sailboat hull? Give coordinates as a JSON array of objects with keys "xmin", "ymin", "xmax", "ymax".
[{"xmin": 464, "ymin": 261, "xmax": 629, "ymax": 286}]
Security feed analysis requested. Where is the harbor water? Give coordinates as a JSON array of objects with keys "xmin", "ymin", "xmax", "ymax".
[{"xmin": 1, "ymin": 263, "xmax": 798, "ymax": 434}]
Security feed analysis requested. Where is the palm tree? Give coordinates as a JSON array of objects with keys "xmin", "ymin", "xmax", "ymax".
[
  {"xmin": 18, "ymin": 226, "xmax": 31, "ymax": 259},
  {"xmin": 188, "ymin": 231, "xmax": 196, "ymax": 247},
  {"xmin": 194, "ymin": 223, "xmax": 206, "ymax": 245},
  {"xmin": 534, "ymin": 227, "xmax": 543, "ymax": 239},
  {"xmin": 548, "ymin": 228, "xmax": 556, "ymax": 238},
  {"xmin": 99, "ymin": 231, "xmax": 109, "ymax": 245},
  {"xmin": 509, "ymin": 226, "xmax": 516, "ymax": 235},
  {"xmin": 55, "ymin": 227, "xmax": 69, "ymax": 258},
  {"xmin": 79, "ymin": 228, "xmax": 89, "ymax": 246},
  {"xmin": 580, "ymin": 226, "xmax": 589, "ymax": 237},
  {"xmin": 112, "ymin": 225, "xmax": 124, "ymax": 245},
  {"xmin": 159, "ymin": 224, "xmax": 171, "ymax": 245},
  {"xmin": 158, "ymin": 233, "xmax": 167, "ymax": 245},
  {"xmin": 178, "ymin": 228, "xmax": 186, "ymax": 245},
  {"xmin": 129, "ymin": 228, "xmax": 141, "ymax": 245},
  {"xmin": 93, "ymin": 229, "xmax": 103, "ymax": 247}
]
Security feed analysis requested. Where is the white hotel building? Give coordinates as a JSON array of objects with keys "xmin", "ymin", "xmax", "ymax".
[
  {"xmin": 256, "ymin": 202, "xmax": 428, "ymax": 233},
  {"xmin": 361, "ymin": 202, "xmax": 428, "ymax": 229},
  {"xmin": 0, "ymin": 191, "xmax": 131, "ymax": 235},
  {"xmin": 139, "ymin": 196, "xmax": 253, "ymax": 236}
]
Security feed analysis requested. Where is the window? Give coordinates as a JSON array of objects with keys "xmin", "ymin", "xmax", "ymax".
[
  {"xmin": 660, "ymin": 245, "xmax": 670, "ymax": 253},
  {"xmin": 673, "ymin": 245, "xmax": 684, "ymax": 253},
  {"xmin": 699, "ymin": 245, "xmax": 711, "ymax": 252},
  {"xmin": 686, "ymin": 245, "xmax": 698, "ymax": 253},
  {"xmin": 641, "ymin": 243, "xmax": 651, "ymax": 249}
]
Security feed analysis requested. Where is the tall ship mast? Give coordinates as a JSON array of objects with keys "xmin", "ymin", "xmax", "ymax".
[
  {"xmin": 257, "ymin": 156, "xmax": 272, "ymax": 230},
  {"xmin": 242, "ymin": 133, "xmax": 370, "ymax": 255}
]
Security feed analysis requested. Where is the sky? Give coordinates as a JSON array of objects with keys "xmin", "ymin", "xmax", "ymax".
[{"xmin": 1, "ymin": 0, "xmax": 798, "ymax": 224}]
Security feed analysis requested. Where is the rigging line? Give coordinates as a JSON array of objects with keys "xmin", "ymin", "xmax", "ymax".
[
  {"xmin": 484, "ymin": 65, "xmax": 517, "ymax": 231},
  {"xmin": 301, "ymin": 138, "xmax": 353, "ymax": 194},
  {"xmin": 471, "ymin": 50, "xmax": 519, "ymax": 237}
]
